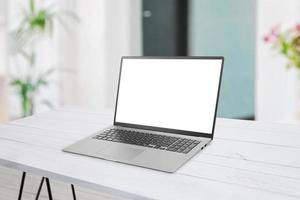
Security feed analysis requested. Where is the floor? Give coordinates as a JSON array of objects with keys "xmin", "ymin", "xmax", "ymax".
[{"xmin": 0, "ymin": 166, "xmax": 123, "ymax": 200}]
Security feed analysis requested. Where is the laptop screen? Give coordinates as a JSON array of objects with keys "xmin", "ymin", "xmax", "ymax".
[{"xmin": 114, "ymin": 57, "xmax": 223, "ymax": 135}]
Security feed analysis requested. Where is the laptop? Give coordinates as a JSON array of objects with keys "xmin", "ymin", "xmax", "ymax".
[{"xmin": 63, "ymin": 56, "xmax": 224, "ymax": 173}]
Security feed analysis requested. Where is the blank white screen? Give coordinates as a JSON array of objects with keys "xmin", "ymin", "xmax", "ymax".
[{"xmin": 115, "ymin": 58, "xmax": 223, "ymax": 134}]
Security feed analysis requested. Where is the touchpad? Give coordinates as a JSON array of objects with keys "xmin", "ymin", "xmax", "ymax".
[{"xmin": 97, "ymin": 146, "xmax": 144, "ymax": 160}]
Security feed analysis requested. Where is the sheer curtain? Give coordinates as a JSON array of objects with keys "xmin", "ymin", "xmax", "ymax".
[
  {"xmin": 3, "ymin": 0, "xmax": 141, "ymax": 117},
  {"xmin": 0, "ymin": 0, "xmax": 7, "ymax": 75},
  {"xmin": 58, "ymin": 0, "xmax": 142, "ymax": 112},
  {"xmin": 0, "ymin": 0, "xmax": 9, "ymax": 120}
]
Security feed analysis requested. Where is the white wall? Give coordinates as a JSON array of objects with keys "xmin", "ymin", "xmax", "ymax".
[{"xmin": 256, "ymin": 0, "xmax": 300, "ymax": 123}]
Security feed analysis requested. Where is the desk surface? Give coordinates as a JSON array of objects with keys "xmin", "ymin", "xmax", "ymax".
[{"xmin": 0, "ymin": 108, "xmax": 300, "ymax": 200}]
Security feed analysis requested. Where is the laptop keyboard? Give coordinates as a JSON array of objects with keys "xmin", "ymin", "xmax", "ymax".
[{"xmin": 93, "ymin": 128, "xmax": 201, "ymax": 154}]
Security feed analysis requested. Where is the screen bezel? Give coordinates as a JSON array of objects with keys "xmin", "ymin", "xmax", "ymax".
[{"xmin": 113, "ymin": 56, "xmax": 224, "ymax": 139}]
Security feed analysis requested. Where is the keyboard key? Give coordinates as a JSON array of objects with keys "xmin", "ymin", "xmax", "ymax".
[{"xmin": 93, "ymin": 128, "xmax": 201, "ymax": 154}]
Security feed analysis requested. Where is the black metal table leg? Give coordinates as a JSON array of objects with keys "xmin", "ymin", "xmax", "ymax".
[
  {"xmin": 35, "ymin": 177, "xmax": 45, "ymax": 200},
  {"xmin": 18, "ymin": 172, "xmax": 26, "ymax": 200},
  {"xmin": 45, "ymin": 178, "xmax": 53, "ymax": 200},
  {"xmin": 17, "ymin": 172, "xmax": 75, "ymax": 200},
  {"xmin": 71, "ymin": 184, "xmax": 77, "ymax": 200}
]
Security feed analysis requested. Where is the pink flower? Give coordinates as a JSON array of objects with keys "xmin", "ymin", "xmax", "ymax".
[
  {"xmin": 263, "ymin": 34, "xmax": 278, "ymax": 43},
  {"xmin": 264, "ymin": 25, "xmax": 280, "ymax": 43},
  {"xmin": 271, "ymin": 25, "xmax": 280, "ymax": 36},
  {"xmin": 295, "ymin": 23, "xmax": 300, "ymax": 32},
  {"xmin": 263, "ymin": 36, "xmax": 270, "ymax": 42}
]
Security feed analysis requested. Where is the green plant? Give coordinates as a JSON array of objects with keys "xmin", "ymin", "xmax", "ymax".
[
  {"xmin": 10, "ymin": 0, "xmax": 77, "ymax": 117},
  {"xmin": 11, "ymin": 68, "xmax": 54, "ymax": 117},
  {"xmin": 264, "ymin": 24, "xmax": 300, "ymax": 69}
]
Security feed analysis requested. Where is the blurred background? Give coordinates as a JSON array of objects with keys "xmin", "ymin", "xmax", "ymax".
[{"xmin": 1, "ymin": 0, "xmax": 300, "ymax": 124}]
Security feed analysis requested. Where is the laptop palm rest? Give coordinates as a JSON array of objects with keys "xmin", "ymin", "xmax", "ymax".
[{"xmin": 97, "ymin": 146, "xmax": 145, "ymax": 160}]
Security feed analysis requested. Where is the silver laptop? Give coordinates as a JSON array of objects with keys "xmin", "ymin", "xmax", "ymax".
[{"xmin": 63, "ymin": 56, "xmax": 224, "ymax": 173}]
